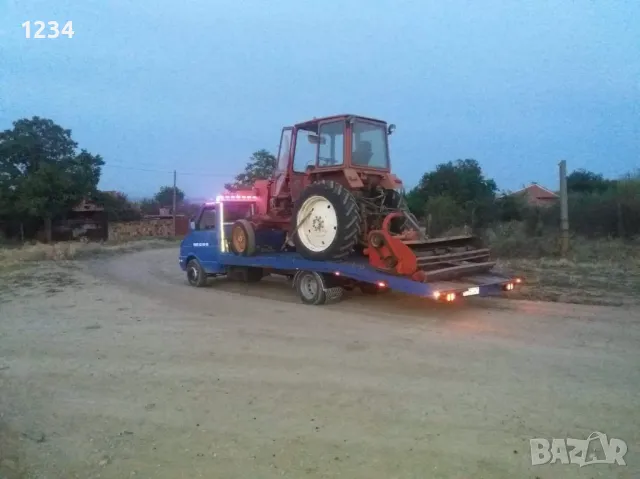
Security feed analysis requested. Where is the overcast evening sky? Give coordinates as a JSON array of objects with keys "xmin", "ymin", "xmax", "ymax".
[{"xmin": 1, "ymin": 0, "xmax": 639, "ymax": 200}]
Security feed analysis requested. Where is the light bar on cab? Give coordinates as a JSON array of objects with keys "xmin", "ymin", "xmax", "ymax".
[{"xmin": 215, "ymin": 194, "xmax": 258, "ymax": 202}]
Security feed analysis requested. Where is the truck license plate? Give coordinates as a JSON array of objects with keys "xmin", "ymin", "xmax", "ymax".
[{"xmin": 462, "ymin": 287, "xmax": 480, "ymax": 296}]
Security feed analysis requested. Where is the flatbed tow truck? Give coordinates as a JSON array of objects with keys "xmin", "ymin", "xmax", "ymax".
[{"xmin": 179, "ymin": 196, "xmax": 522, "ymax": 305}]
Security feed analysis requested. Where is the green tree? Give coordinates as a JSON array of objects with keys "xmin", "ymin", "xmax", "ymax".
[
  {"xmin": 94, "ymin": 191, "xmax": 141, "ymax": 222},
  {"xmin": 154, "ymin": 186, "xmax": 185, "ymax": 208},
  {"xmin": 422, "ymin": 195, "xmax": 467, "ymax": 236},
  {"xmin": 138, "ymin": 198, "xmax": 160, "ymax": 215},
  {"xmin": 567, "ymin": 169, "xmax": 614, "ymax": 194},
  {"xmin": 224, "ymin": 149, "xmax": 276, "ymax": 191},
  {"xmin": 0, "ymin": 164, "xmax": 18, "ymax": 217},
  {"xmin": 494, "ymin": 192, "xmax": 529, "ymax": 222},
  {"xmin": 408, "ymin": 159, "xmax": 498, "ymax": 227},
  {"xmin": 0, "ymin": 116, "xmax": 104, "ymax": 242}
]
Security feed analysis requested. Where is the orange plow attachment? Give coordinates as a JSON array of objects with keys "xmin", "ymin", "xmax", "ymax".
[{"xmin": 363, "ymin": 212, "xmax": 496, "ymax": 282}]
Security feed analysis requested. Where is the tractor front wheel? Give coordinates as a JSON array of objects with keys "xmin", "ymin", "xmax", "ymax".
[
  {"xmin": 230, "ymin": 219, "xmax": 257, "ymax": 256},
  {"xmin": 292, "ymin": 180, "xmax": 361, "ymax": 261}
]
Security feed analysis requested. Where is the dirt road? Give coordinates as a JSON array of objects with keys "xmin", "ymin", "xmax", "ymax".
[{"xmin": 1, "ymin": 248, "xmax": 638, "ymax": 478}]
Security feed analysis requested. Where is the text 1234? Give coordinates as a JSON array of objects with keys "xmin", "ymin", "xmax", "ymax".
[{"xmin": 22, "ymin": 21, "xmax": 75, "ymax": 39}]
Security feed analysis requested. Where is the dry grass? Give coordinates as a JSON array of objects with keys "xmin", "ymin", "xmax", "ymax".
[
  {"xmin": 0, "ymin": 237, "xmax": 180, "ymax": 271},
  {"xmin": 485, "ymin": 221, "xmax": 640, "ymax": 261},
  {"xmin": 488, "ymin": 229, "xmax": 640, "ymax": 306},
  {"xmin": 496, "ymin": 257, "xmax": 640, "ymax": 306}
]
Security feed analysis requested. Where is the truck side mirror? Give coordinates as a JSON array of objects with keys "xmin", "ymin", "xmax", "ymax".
[
  {"xmin": 387, "ymin": 124, "xmax": 396, "ymax": 135},
  {"xmin": 189, "ymin": 218, "xmax": 196, "ymax": 230}
]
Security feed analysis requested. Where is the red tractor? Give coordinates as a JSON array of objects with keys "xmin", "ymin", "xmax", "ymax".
[{"xmin": 228, "ymin": 114, "xmax": 495, "ymax": 281}]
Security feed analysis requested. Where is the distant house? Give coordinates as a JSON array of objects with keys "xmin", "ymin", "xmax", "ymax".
[
  {"xmin": 49, "ymin": 197, "xmax": 108, "ymax": 242},
  {"xmin": 507, "ymin": 183, "xmax": 559, "ymax": 207}
]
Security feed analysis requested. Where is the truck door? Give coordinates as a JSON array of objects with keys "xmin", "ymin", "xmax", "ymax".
[{"xmin": 190, "ymin": 204, "xmax": 220, "ymax": 272}]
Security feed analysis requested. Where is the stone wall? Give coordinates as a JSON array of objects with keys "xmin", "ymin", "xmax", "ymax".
[{"xmin": 108, "ymin": 216, "xmax": 188, "ymax": 241}]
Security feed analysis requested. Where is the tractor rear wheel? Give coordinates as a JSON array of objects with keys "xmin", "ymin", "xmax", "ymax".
[{"xmin": 292, "ymin": 180, "xmax": 361, "ymax": 261}]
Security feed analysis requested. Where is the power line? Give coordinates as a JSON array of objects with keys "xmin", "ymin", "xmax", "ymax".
[
  {"xmin": 101, "ymin": 164, "xmax": 170, "ymax": 174},
  {"xmin": 101, "ymin": 162, "xmax": 236, "ymax": 178}
]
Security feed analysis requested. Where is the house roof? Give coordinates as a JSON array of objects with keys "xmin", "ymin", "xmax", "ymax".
[{"xmin": 508, "ymin": 183, "xmax": 559, "ymax": 198}]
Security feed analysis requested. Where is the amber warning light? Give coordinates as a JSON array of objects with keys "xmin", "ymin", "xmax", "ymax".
[
  {"xmin": 433, "ymin": 291, "xmax": 456, "ymax": 301},
  {"xmin": 216, "ymin": 194, "xmax": 258, "ymax": 202}
]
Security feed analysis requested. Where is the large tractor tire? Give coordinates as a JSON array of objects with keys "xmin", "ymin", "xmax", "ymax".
[{"xmin": 292, "ymin": 180, "xmax": 361, "ymax": 261}]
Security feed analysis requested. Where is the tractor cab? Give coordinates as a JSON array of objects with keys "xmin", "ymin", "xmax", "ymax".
[
  {"xmin": 271, "ymin": 114, "xmax": 397, "ymax": 200},
  {"xmin": 292, "ymin": 114, "xmax": 393, "ymax": 170}
]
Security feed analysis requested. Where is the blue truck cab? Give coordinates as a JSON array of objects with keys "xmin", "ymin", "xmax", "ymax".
[
  {"xmin": 179, "ymin": 196, "xmax": 522, "ymax": 305},
  {"xmin": 180, "ymin": 195, "xmax": 285, "ymax": 275}
]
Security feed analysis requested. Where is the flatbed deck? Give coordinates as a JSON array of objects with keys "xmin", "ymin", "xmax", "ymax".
[{"xmin": 179, "ymin": 249, "xmax": 521, "ymax": 305}]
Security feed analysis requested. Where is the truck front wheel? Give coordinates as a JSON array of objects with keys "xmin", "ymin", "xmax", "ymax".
[{"xmin": 186, "ymin": 259, "xmax": 207, "ymax": 287}]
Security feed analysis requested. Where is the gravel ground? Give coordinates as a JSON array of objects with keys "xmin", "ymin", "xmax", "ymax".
[{"xmin": 0, "ymin": 248, "xmax": 638, "ymax": 478}]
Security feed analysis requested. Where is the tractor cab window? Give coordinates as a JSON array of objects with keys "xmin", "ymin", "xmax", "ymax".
[
  {"xmin": 276, "ymin": 128, "xmax": 292, "ymax": 172},
  {"xmin": 351, "ymin": 121, "xmax": 389, "ymax": 168},
  {"xmin": 293, "ymin": 127, "xmax": 318, "ymax": 173},
  {"xmin": 317, "ymin": 121, "xmax": 344, "ymax": 167},
  {"xmin": 198, "ymin": 207, "xmax": 216, "ymax": 230}
]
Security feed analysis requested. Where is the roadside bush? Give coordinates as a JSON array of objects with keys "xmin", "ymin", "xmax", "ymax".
[
  {"xmin": 485, "ymin": 220, "xmax": 640, "ymax": 262},
  {"xmin": 483, "ymin": 222, "xmax": 559, "ymax": 258}
]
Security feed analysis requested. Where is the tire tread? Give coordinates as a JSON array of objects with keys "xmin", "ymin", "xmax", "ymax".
[{"xmin": 292, "ymin": 180, "xmax": 361, "ymax": 261}]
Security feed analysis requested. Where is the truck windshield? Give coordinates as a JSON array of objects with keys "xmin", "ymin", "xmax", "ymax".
[{"xmin": 351, "ymin": 121, "xmax": 389, "ymax": 169}]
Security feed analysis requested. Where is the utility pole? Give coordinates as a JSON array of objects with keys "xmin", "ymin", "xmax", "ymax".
[
  {"xmin": 172, "ymin": 170, "xmax": 177, "ymax": 237},
  {"xmin": 559, "ymin": 160, "xmax": 569, "ymax": 257}
]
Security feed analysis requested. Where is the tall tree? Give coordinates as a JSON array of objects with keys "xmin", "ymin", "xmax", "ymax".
[
  {"xmin": 154, "ymin": 185, "xmax": 185, "ymax": 208},
  {"xmin": 224, "ymin": 149, "xmax": 276, "ymax": 191},
  {"xmin": 408, "ymin": 159, "xmax": 497, "ymax": 226},
  {"xmin": 0, "ymin": 116, "xmax": 104, "ymax": 241}
]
